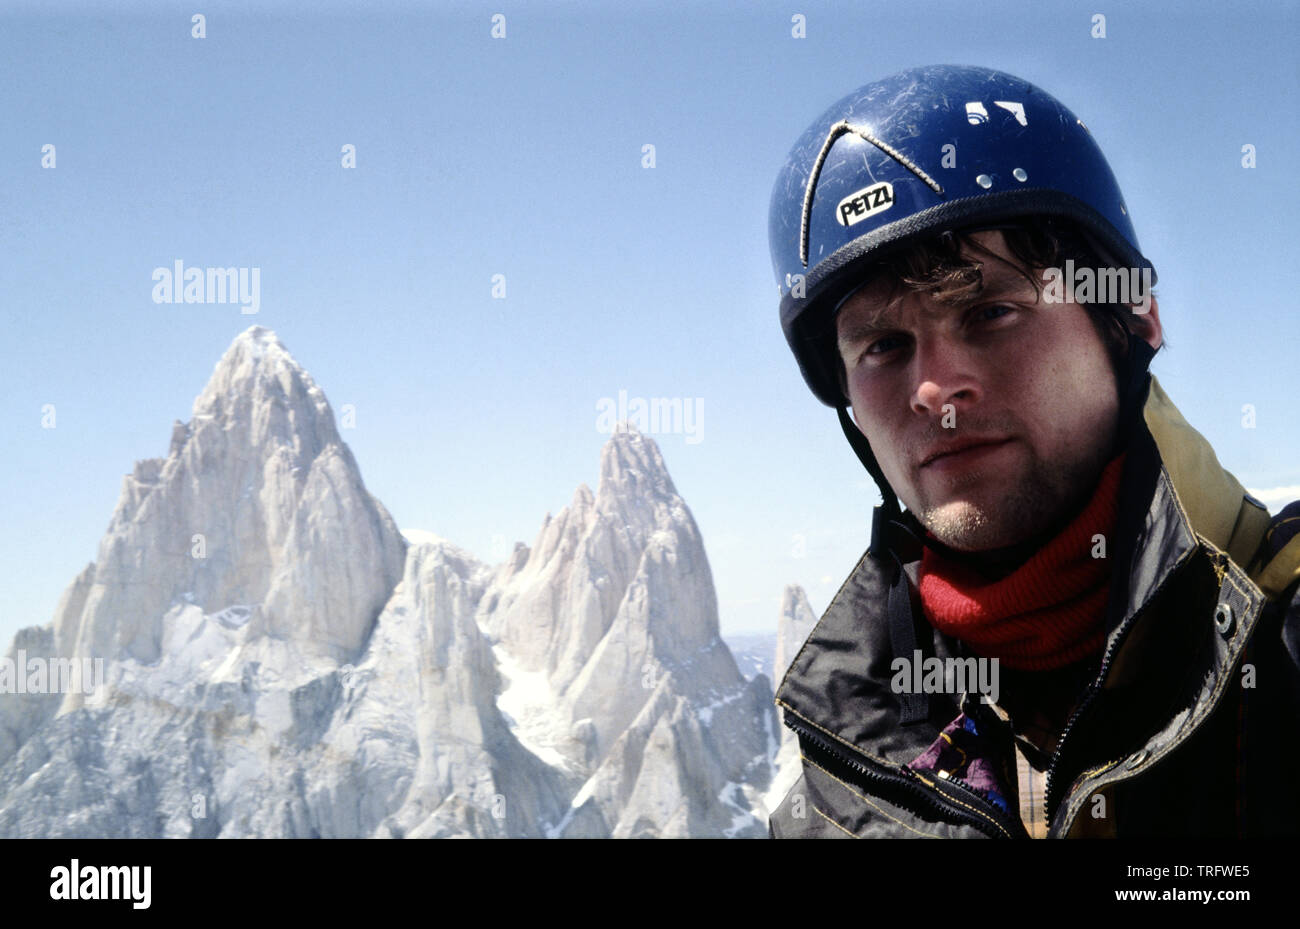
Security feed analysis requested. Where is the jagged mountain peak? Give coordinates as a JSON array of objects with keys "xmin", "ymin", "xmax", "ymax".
[
  {"xmin": 598, "ymin": 424, "xmax": 678, "ymax": 501},
  {"xmin": 234, "ymin": 323, "xmax": 280, "ymax": 347},
  {"xmin": 775, "ymin": 584, "xmax": 817, "ymax": 685},
  {"xmin": 192, "ymin": 326, "xmax": 329, "ymax": 424},
  {"xmin": 780, "ymin": 584, "xmax": 809, "ymax": 614},
  {"xmin": 53, "ymin": 327, "xmax": 406, "ymax": 671},
  {"xmin": 175, "ymin": 326, "xmax": 343, "ymax": 471},
  {"xmin": 210, "ymin": 324, "xmax": 297, "ymax": 379}
]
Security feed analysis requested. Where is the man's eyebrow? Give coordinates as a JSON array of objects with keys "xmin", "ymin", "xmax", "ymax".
[
  {"xmin": 837, "ymin": 316, "xmax": 893, "ymax": 346},
  {"xmin": 976, "ymin": 262, "xmax": 1040, "ymax": 296},
  {"xmin": 836, "ymin": 262, "xmax": 1039, "ymax": 346}
]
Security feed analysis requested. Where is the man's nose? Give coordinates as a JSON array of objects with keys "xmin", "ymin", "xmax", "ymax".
[{"xmin": 910, "ymin": 338, "xmax": 981, "ymax": 416}]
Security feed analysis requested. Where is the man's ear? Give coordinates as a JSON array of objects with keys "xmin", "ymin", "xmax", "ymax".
[{"xmin": 1129, "ymin": 293, "xmax": 1162, "ymax": 351}]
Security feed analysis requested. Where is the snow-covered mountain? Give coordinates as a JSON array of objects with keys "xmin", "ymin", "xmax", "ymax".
[{"xmin": 0, "ymin": 326, "xmax": 779, "ymax": 838}]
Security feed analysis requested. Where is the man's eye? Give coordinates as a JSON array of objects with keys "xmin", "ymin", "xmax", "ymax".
[
  {"xmin": 972, "ymin": 303, "xmax": 1016, "ymax": 323},
  {"xmin": 864, "ymin": 334, "xmax": 906, "ymax": 357}
]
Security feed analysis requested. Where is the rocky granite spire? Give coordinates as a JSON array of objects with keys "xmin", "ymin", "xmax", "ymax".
[{"xmin": 54, "ymin": 326, "xmax": 406, "ymax": 691}]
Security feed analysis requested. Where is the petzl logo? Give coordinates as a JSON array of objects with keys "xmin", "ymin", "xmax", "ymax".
[{"xmin": 836, "ymin": 182, "xmax": 894, "ymax": 226}]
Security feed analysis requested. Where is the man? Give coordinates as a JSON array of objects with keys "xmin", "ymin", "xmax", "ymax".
[{"xmin": 765, "ymin": 65, "xmax": 1300, "ymax": 838}]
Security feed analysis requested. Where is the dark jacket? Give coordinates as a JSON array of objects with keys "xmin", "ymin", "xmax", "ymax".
[{"xmin": 769, "ymin": 376, "xmax": 1300, "ymax": 838}]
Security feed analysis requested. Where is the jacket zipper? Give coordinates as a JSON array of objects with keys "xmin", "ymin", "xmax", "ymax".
[
  {"xmin": 1044, "ymin": 570, "xmax": 1163, "ymax": 833},
  {"xmin": 1044, "ymin": 544, "xmax": 1211, "ymax": 831},
  {"xmin": 785, "ymin": 716, "xmax": 1026, "ymax": 839}
]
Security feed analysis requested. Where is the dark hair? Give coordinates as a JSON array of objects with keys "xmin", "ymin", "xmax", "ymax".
[{"xmin": 826, "ymin": 216, "xmax": 1158, "ymax": 401}]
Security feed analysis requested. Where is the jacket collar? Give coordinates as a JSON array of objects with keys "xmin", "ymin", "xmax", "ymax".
[
  {"xmin": 1142, "ymin": 376, "xmax": 1272, "ymax": 568},
  {"xmin": 774, "ymin": 375, "xmax": 1267, "ymax": 767}
]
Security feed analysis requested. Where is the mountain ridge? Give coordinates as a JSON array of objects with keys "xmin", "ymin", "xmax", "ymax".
[{"xmin": 0, "ymin": 325, "xmax": 781, "ymax": 838}]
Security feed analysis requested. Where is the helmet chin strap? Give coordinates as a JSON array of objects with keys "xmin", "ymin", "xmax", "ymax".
[
  {"xmin": 836, "ymin": 406, "xmax": 898, "ymax": 518},
  {"xmin": 837, "ymin": 404, "xmax": 932, "ymax": 724},
  {"xmin": 1116, "ymin": 323, "xmax": 1157, "ymax": 444}
]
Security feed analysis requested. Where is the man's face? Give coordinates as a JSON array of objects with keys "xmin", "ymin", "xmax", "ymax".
[{"xmin": 836, "ymin": 230, "xmax": 1120, "ymax": 552}]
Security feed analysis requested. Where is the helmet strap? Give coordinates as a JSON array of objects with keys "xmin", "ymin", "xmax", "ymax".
[
  {"xmin": 837, "ymin": 405, "xmax": 899, "ymax": 516},
  {"xmin": 836, "ymin": 405, "xmax": 926, "ymax": 559},
  {"xmin": 837, "ymin": 406, "xmax": 933, "ymax": 725},
  {"xmin": 1115, "ymin": 320, "xmax": 1156, "ymax": 447}
]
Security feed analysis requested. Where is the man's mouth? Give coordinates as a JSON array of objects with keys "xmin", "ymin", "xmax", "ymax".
[{"xmin": 919, "ymin": 437, "xmax": 1015, "ymax": 471}]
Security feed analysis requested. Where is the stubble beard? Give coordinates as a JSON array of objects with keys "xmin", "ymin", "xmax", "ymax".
[{"xmin": 914, "ymin": 441, "xmax": 1113, "ymax": 552}]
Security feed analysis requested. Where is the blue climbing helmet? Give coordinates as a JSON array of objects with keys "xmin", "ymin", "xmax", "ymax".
[{"xmin": 770, "ymin": 63, "xmax": 1157, "ymax": 411}]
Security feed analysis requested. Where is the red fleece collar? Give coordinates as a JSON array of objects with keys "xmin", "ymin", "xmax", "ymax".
[{"xmin": 918, "ymin": 453, "xmax": 1127, "ymax": 672}]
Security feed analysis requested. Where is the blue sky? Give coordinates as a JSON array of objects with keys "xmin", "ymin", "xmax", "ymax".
[{"xmin": 2, "ymin": 0, "xmax": 1297, "ymax": 648}]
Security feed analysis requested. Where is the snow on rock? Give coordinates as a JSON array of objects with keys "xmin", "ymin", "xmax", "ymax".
[
  {"xmin": 476, "ymin": 423, "xmax": 777, "ymax": 836},
  {"xmin": 0, "ymin": 334, "xmax": 778, "ymax": 838},
  {"xmin": 54, "ymin": 325, "xmax": 406, "ymax": 681}
]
